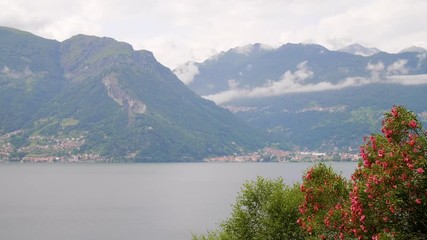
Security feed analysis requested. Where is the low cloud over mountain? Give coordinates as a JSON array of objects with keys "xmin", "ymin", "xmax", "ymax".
[
  {"xmin": 180, "ymin": 42, "xmax": 427, "ymax": 152},
  {"xmin": 203, "ymin": 59, "xmax": 427, "ymax": 105},
  {"xmin": 173, "ymin": 61, "xmax": 199, "ymax": 84}
]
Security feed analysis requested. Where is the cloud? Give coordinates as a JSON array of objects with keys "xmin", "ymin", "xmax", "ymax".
[
  {"xmin": 0, "ymin": 0, "xmax": 103, "ymax": 40},
  {"xmin": 367, "ymin": 59, "xmax": 409, "ymax": 78},
  {"xmin": 204, "ymin": 61, "xmax": 361, "ymax": 104},
  {"xmin": 296, "ymin": 0, "xmax": 427, "ymax": 52},
  {"xmin": 387, "ymin": 74, "xmax": 427, "ymax": 85},
  {"xmin": 417, "ymin": 52, "xmax": 427, "ymax": 68},
  {"xmin": 366, "ymin": 61, "xmax": 385, "ymax": 79},
  {"xmin": 418, "ymin": 52, "xmax": 427, "ymax": 62},
  {"xmin": 172, "ymin": 61, "xmax": 199, "ymax": 84},
  {"xmin": 203, "ymin": 60, "xmax": 427, "ymax": 105},
  {"xmin": 233, "ymin": 45, "xmax": 255, "ymax": 55},
  {"xmin": 387, "ymin": 59, "xmax": 408, "ymax": 75},
  {"xmin": 1, "ymin": 66, "xmax": 10, "ymax": 74},
  {"xmin": 227, "ymin": 79, "xmax": 240, "ymax": 89},
  {"xmin": 1, "ymin": 0, "xmax": 427, "ymax": 68},
  {"xmin": 231, "ymin": 44, "xmax": 274, "ymax": 55}
]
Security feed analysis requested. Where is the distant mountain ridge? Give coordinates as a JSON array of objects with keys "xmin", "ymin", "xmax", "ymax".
[
  {"xmin": 337, "ymin": 43, "xmax": 381, "ymax": 56},
  {"xmin": 0, "ymin": 26, "xmax": 265, "ymax": 162},
  {"xmin": 179, "ymin": 42, "xmax": 427, "ymax": 97},
  {"xmin": 399, "ymin": 46, "xmax": 427, "ymax": 54},
  {"xmin": 176, "ymin": 42, "xmax": 427, "ymax": 151}
]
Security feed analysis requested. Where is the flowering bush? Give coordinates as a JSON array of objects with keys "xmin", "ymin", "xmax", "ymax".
[
  {"xmin": 297, "ymin": 163, "xmax": 350, "ymax": 239},
  {"xmin": 298, "ymin": 106, "xmax": 427, "ymax": 239},
  {"xmin": 348, "ymin": 106, "xmax": 427, "ymax": 239},
  {"xmin": 195, "ymin": 106, "xmax": 426, "ymax": 240}
]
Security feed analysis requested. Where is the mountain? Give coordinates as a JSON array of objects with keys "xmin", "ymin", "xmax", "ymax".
[
  {"xmin": 399, "ymin": 46, "xmax": 427, "ymax": 54},
  {"xmin": 0, "ymin": 26, "xmax": 265, "ymax": 162},
  {"xmin": 176, "ymin": 43, "xmax": 427, "ymax": 152},
  {"xmin": 338, "ymin": 43, "xmax": 381, "ymax": 56}
]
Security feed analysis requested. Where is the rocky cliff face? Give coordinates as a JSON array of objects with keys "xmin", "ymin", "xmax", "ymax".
[{"xmin": 102, "ymin": 73, "xmax": 147, "ymax": 124}]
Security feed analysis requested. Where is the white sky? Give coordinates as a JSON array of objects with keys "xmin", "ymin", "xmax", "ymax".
[{"xmin": 1, "ymin": 0, "xmax": 426, "ymax": 69}]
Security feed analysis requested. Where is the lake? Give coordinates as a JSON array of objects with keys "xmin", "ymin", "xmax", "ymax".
[{"xmin": 0, "ymin": 162, "xmax": 358, "ymax": 240}]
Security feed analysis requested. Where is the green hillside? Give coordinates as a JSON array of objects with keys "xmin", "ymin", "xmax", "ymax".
[
  {"xmin": 181, "ymin": 43, "xmax": 427, "ymax": 152},
  {"xmin": 0, "ymin": 27, "xmax": 266, "ymax": 162}
]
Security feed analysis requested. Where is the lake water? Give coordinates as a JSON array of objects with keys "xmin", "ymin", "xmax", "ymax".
[{"xmin": 0, "ymin": 162, "xmax": 358, "ymax": 240}]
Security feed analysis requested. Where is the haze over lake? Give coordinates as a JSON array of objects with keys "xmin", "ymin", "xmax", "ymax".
[{"xmin": 0, "ymin": 162, "xmax": 357, "ymax": 240}]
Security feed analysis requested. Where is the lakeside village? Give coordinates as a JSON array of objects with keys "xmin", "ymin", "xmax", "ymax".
[
  {"xmin": 1, "ymin": 130, "xmax": 360, "ymax": 163},
  {"xmin": 0, "ymin": 131, "xmax": 102, "ymax": 163},
  {"xmin": 203, "ymin": 147, "xmax": 360, "ymax": 163}
]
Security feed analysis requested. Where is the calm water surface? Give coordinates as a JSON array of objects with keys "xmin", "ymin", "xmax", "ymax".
[{"xmin": 0, "ymin": 162, "xmax": 357, "ymax": 240}]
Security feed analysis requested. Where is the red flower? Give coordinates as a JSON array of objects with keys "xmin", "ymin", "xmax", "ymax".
[
  {"xmin": 415, "ymin": 198, "xmax": 422, "ymax": 204},
  {"xmin": 313, "ymin": 203, "xmax": 319, "ymax": 211},
  {"xmin": 324, "ymin": 217, "xmax": 331, "ymax": 227},
  {"xmin": 305, "ymin": 169, "xmax": 313, "ymax": 180},
  {"xmin": 409, "ymin": 120, "xmax": 417, "ymax": 128},
  {"xmin": 391, "ymin": 106, "xmax": 398, "ymax": 117},
  {"xmin": 416, "ymin": 168, "xmax": 424, "ymax": 174},
  {"xmin": 377, "ymin": 149, "xmax": 385, "ymax": 158}
]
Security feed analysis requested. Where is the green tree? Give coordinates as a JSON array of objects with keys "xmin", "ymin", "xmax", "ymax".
[
  {"xmin": 9, "ymin": 133, "xmax": 29, "ymax": 148},
  {"xmin": 193, "ymin": 177, "xmax": 304, "ymax": 240},
  {"xmin": 9, "ymin": 151, "xmax": 26, "ymax": 161}
]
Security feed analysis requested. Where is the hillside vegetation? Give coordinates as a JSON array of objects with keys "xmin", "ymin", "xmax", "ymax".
[
  {"xmin": 0, "ymin": 27, "xmax": 265, "ymax": 162},
  {"xmin": 194, "ymin": 106, "xmax": 427, "ymax": 239}
]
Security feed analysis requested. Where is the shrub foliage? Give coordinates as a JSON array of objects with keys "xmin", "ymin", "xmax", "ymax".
[{"xmin": 195, "ymin": 106, "xmax": 426, "ymax": 240}]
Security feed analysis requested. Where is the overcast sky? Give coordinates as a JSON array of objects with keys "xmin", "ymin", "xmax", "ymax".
[{"xmin": 1, "ymin": 0, "xmax": 426, "ymax": 69}]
